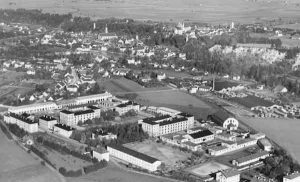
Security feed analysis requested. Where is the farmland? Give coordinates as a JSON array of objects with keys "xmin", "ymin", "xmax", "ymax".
[
  {"xmin": 239, "ymin": 116, "xmax": 300, "ymax": 163},
  {"xmin": 1, "ymin": 0, "xmax": 300, "ymax": 24},
  {"xmin": 124, "ymin": 140, "xmax": 191, "ymax": 166},
  {"xmin": 229, "ymin": 95, "xmax": 274, "ymax": 109},
  {"xmin": 0, "ymin": 127, "xmax": 62, "ymax": 182}
]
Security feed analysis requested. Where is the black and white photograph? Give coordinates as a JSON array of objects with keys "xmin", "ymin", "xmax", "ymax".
[{"xmin": 0, "ymin": 0, "xmax": 300, "ymax": 182}]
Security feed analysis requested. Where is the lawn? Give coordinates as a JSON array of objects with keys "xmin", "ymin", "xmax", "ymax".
[
  {"xmin": 0, "ymin": 127, "xmax": 62, "ymax": 182},
  {"xmin": 187, "ymin": 161, "xmax": 230, "ymax": 177},
  {"xmin": 229, "ymin": 95, "xmax": 274, "ymax": 108},
  {"xmin": 124, "ymin": 140, "xmax": 191, "ymax": 166},
  {"xmin": 239, "ymin": 116, "xmax": 300, "ymax": 163}
]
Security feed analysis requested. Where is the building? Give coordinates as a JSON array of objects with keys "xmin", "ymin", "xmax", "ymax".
[
  {"xmin": 185, "ymin": 129, "xmax": 214, "ymax": 144},
  {"xmin": 107, "ymin": 144, "xmax": 161, "ymax": 172},
  {"xmin": 91, "ymin": 129, "xmax": 117, "ymax": 141},
  {"xmin": 60, "ymin": 106, "xmax": 101, "ymax": 126},
  {"xmin": 114, "ymin": 101, "xmax": 140, "ymax": 115},
  {"xmin": 4, "ymin": 113, "xmax": 38, "ymax": 133},
  {"xmin": 156, "ymin": 107, "xmax": 181, "ymax": 116},
  {"xmin": 216, "ymin": 168, "xmax": 240, "ymax": 182},
  {"xmin": 53, "ymin": 124, "xmax": 74, "ymax": 138},
  {"xmin": 283, "ymin": 172, "xmax": 300, "ymax": 182},
  {"xmin": 208, "ymin": 138, "xmax": 257, "ymax": 156},
  {"xmin": 92, "ymin": 148, "xmax": 109, "ymax": 162},
  {"xmin": 8, "ymin": 102, "xmax": 58, "ymax": 114},
  {"xmin": 98, "ymin": 25, "xmax": 118, "ymax": 41},
  {"xmin": 208, "ymin": 110, "xmax": 239, "ymax": 130},
  {"xmin": 232, "ymin": 151, "xmax": 269, "ymax": 167},
  {"xmin": 258, "ymin": 138, "xmax": 273, "ymax": 152},
  {"xmin": 140, "ymin": 114, "xmax": 194, "ymax": 137},
  {"xmin": 39, "ymin": 115, "xmax": 57, "ymax": 131}
]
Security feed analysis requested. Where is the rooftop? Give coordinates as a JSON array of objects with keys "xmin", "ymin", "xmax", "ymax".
[
  {"xmin": 220, "ymin": 168, "xmax": 240, "ymax": 178},
  {"xmin": 284, "ymin": 172, "xmax": 300, "ymax": 180},
  {"xmin": 159, "ymin": 117, "xmax": 187, "ymax": 126},
  {"xmin": 74, "ymin": 109, "xmax": 94, "ymax": 116},
  {"xmin": 54, "ymin": 124, "xmax": 74, "ymax": 131},
  {"xmin": 39, "ymin": 115, "xmax": 57, "ymax": 121},
  {"xmin": 189, "ymin": 130, "xmax": 214, "ymax": 139},
  {"xmin": 9, "ymin": 113, "xmax": 37, "ymax": 124},
  {"xmin": 142, "ymin": 115, "xmax": 171, "ymax": 125},
  {"xmin": 234, "ymin": 151, "xmax": 269, "ymax": 164},
  {"xmin": 116, "ymin": 101, "xmax": 138, "ymax": 108},
  {"xmin": 107, "ymin": 144, "xmax": 159, "ymax": 164}
]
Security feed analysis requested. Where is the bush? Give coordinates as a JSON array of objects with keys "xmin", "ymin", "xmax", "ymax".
[
  {"xmin": 83, "ymin": 160, "xmax": 108, "ymax": 174},
  {"xmin": 59, "ymin": 167, "xmax": 82, "ymax": 177},
  {"xmin": 0, "ymin": 123, "xmax": 13, "ymax": 140},
  {"xmin": 7, "ymin": 123, "xmax": 27, "ymax": 138}
]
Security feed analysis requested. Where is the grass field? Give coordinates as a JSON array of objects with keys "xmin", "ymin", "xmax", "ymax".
[
  {"xmin": 239, "ymin": 116, "xmax": 300, "ymax": 162},
  {"xmin": 0, "ymin": 127, "xmax": 62, "ymax": 182},
  {"xmin": 280, "ymin": 37, "xmax": 300, "ymax": 48},
  {"xmin": 1, "ymin": 0, "xmax": 300, "ymax": 23},
  {"xmin": 124, "ymin": 140, "xmax": 191, "ymax": 166},
  {"xmin": 187, "ymin": 161, "xmax": 230, "ymax": 177},
  {"xmin": 276, "ymin": 23, "xmax": 300, "ymax": 30}
]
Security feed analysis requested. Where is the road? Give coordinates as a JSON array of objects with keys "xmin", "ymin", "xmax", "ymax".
[{"xmin": 113, "ymin": 87, "xmax": 177, "ymax": 95}]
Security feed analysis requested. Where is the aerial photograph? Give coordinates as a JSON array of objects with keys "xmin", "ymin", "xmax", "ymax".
[{"xmin": 1, "ymin": 0, "xmax": 300, "ymax": 182}]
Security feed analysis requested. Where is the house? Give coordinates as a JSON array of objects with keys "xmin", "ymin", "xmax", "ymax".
[
  {"xmin": 189, "ymin": 87, "xmax": 198, "ymax": 94},
  {"xmin": 258, "ymin": 138, "xmax": 272, "ymax": 152},
  {"xmin": 274, "ymin": 85, "xmax": 288, "ymax": 94},
  {"xmin": 107, "ymin": 144, "xmax": 161, "ymax": 172},
  {"xmin": 157, "ymin": 73, "xmax": 166, "ymax": 81},
  {"xmin": 91, "ymin": 129, "xmax": 117, "ymax": 141},
  {"xmin": 4, "ymin": 113, "xmax": 38, "ymax": 133},
  {"xmin": 208, "ymin": 110, "xmax": 239, "ymax": 130},
  {"xmin": 216, "ymin": 168, "xmax": 240, "ymax": 182},
  {"xmin": 66, "ymin": 84, "xmax": 79, "ymax": 93},
  {"xmin": 92, "ymin": 148, "xmax": 109, "ymax": 162},
  {"xmin": 232, "ymin": 151, "xmax": 269, "ymax": 167},
  {"xmin": 60, "ymin": 106, "xmax": 101, "ymax": 126},
  {"xmin": 114, "ymin": 101, "xmax": 140, "ymax": 115},
  {"xmin": 283, "ymin": 172, "xmax": 300, "ymax": 182},
  {"xmin": 26, "ymin": 69, "xmax": 36, "ymax": 75},
  {"xmin": 185, "ymin": 129, "xmax": 214, "ymax": 144}
]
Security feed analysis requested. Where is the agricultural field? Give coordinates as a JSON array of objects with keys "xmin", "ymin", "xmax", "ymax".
[
  {"xmin": 276, "ymin": 23, "xmax": 300, "ymax": 30},
  {"xmin": 1, "ymin": 0, "xmax": 300, "ymax": 23},
  {"xmin": 229, "ymin": 95, "xmax": 274, "ymax": 109},
  {"xmin": 0, "ymin": 128, "xmax": 62, "ymax": 182},
  {"xmin": 187, "ymin": 161, "xmax": 230, "ymax": 177},
  {"xmin": 280, "ymin": 37, "xmax": 300, "ymax": 48},
  {"xmin": 67, "ymin": 162, "xmax": 174, "ymax": 182},
  {"xmin": 124, "ymin": 140, "xmax": 191, "ymax": 166},
  {"xmin": 239, "ymin": 116, "xmax": 300, "ymax": 162}
]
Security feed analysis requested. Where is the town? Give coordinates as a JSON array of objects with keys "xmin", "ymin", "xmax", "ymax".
[{"xmin": 1, "ymin": 8, "xmax": 300, "ymax": 182}]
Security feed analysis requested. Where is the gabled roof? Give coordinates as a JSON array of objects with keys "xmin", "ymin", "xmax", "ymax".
[{"xmin": 208, "ymin": 110, "xmax": 233, "ymax": 126}]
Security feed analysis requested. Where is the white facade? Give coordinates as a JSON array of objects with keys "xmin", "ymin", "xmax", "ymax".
[
  {"xmin": 156, "ymin": 107, "xmax": 181, "ymax": 116},
  {"xmin": 92, "ymin": 150, "xmax": 110, "ymax": 162},
  {"xmin": 8, "ymin": 102, "xmax": 58, "ymax": 114},
  {"xmin": 107, "ymin": 145, "xmax": 161, "ymax": 172},
  {"xmin": 60, "ymin": 107, "xmax": 101, "ymax": 126},
  {"xmin": 4, "ymin": 113, "xmax": 38, "ymax": 133},
  {"xmin": 39, "ymin": 116, "xmax": 57, "ymax": 131},
  {"xmin": 115, "ymin": 102, "xmax": 140, "ymax": 115},
  {"xmin": 141, "ymin": 115, "xmax": 194, "ymax": 137},
  {"xmin": 53, "ymin": 124, "xmax": 74, "ymax": 138},
  {"xmin": 232, "ymin": 151, "xmax": 269, "ymax": 167},
  {"xmin": 283, "ymin": 172, "xmax": 300, "ymax": 182}
]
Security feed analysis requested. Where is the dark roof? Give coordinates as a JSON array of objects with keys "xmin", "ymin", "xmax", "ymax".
[
  {"xmin": 87, "ymin": 105, "xmax": 100, "ymax": 110},
  {"xmin": 142, "ymin": 115, "xmax": 171, "ymax": 125},
  {"xmin": 60, "ymin": 110, "xmax": 73, "ymax": 114},
  {"xmin": 159, "ymin": 117, "xmax": 187, "ymax": 126},
  {"xmin": 9, "ymin": 113, "xmax": 37, "ymax": 124},
  {"xmin": 178, "ymin": 112, "xmax": 194, "ymax": 117},
  {"xmin": 189, "ymin": 130, "xmax": 214, "ymax": 139},
  {"xmin": 208, "ymin": 110, "xmax": 233, "ymax": 126},
  {"xmin": 54, "ymin": 124, "xmax": 74, "ymax": 131},
  {"xmin": 107, "ymin": 144, "xmax": 159, "ymax": 164},
  {"xmin": 74, "ymin": 109, "xmax": 94, "ymax": 116},
  {"xmin": 235, "ymin": 151, "xmax": 269, "ymax": 164},
  {"xmin": 116, "ymin": 101, "xmax": 138, "ymax": 108},
  {"xmin": 39, "ymin": 115, "xmax": 57, "ymax": 121}
]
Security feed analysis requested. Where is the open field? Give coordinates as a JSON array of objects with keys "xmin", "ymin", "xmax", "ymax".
[
  {"xmin": 239, "ymin": 116, "xmax": 300, "ymax": 162},
  {"xmin": 124, "ymin": 140, "xmax": 191, "ymax": 166},
  {"xmin": 101, "ymin": 78, "xmax": 170, "ymax": 94},
  {"xmin": 276, "ymin": 23, "xmax": 300, "ymax": 30},
  {"xmin": 37, "ymin": 145, "xmax": 92, "ymax": 171},
  {"xmin": 67, "ymin": 162, "xmax": 174, "ymax": 182},
  {"xmin": 280, "ymin": 37, "xmax": 300, "ymax": 48},
  {"xmin": 229, "ymin": 95, "xmax": 274, "ymax": 108},
  {"xmin": 187, "ymin": 161, "xmax": 230, "ymax": 177},
  {"xmin": 1, "ymin": 0, "xmax": 300, "ymax": 23},
  {"xmin": 0, "ymin": 126, "xmax": 62, "ymax": 182}
]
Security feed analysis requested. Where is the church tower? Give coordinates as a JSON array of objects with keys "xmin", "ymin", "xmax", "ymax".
[{"xmin": 105, "ymin": 24, "xmax": 108, "ymax": 34}]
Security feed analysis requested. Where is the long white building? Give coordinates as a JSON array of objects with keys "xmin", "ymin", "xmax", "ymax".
[
  {"xmin": 107, "ymin": 144, "xmax": 161, "ymax": 172},
  {"xmin": 8, "ymin": 102, "xmax": 58, "ymax": 114},
  {"xmin": 4, "ymin": 113, "xmax": 38, "ymax": 133},
  {"xmin": 140, "ymin": 113, "xmax": 194, "ymax": 137}
]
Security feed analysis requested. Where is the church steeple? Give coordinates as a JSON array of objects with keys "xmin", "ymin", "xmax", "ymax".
[{"xmin": 105, "ymin": 24, "xmax": 108, "ymax": 34}]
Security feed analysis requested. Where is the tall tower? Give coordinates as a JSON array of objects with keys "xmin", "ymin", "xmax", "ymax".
[
  {"xmin": 93, "ymin": 22, "xmax": 96, "ymax": 30},
  {"xmin": 105, "ymin": 24, "xmax": 108, "ymax": 34}
]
